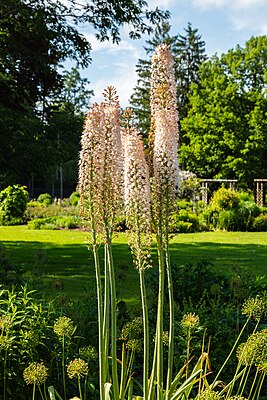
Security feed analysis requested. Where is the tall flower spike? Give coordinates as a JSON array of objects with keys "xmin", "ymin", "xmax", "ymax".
[
  {"xmin": 150, "ymin": 43, "xmax": 180, "ymax": 201},
  {"xmin": 122, "ymin": 109, "xmax": 151, "ymax": 270},
  {"xmin": 78, "ymin": 86, "xmax": 123, "ymax": 238}
]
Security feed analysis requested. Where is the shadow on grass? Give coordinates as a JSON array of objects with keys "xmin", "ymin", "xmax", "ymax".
[
  {"xmin": 1, "ymin": 239, "xmax": 137, "ymax": 300},
  {"xmin": 2, "ymin": 238, "xmax": 267, "ymax": 300}
]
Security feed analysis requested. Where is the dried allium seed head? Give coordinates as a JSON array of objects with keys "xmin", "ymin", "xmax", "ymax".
[{"xmin": 150, "ymin": 44, "xmax": 180, "ymax": 201}]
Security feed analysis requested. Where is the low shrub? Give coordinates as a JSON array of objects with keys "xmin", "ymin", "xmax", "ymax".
[
  {"xmin": 69, "ymin": 191, "xmax": 80, "ymax": 206},
  {"xmin": 27, "ymin": 215, "xmax": 82, "ymax": 230},
  {"xmin": 37, "ymin": 193, "xmax": 52, "ymax": 205},
  {"xmin": 201, "ymin": 188, "xmax": 263, "ymax": 231},
  {"xmin": 0, "ymin": 184, "xmax": 28, "ymax": 225},
  {"xmin": 252, "ymin": 214, "xmax": 267, "ymax": 231},
  {"xmin": 170, "ymin": 209, "xmax": 200, "ymax": 233}
]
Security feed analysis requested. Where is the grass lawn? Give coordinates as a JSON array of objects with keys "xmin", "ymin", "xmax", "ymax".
[{"xmin": 0, "ymin": 226, "xmax": 267, "ymax": 302}]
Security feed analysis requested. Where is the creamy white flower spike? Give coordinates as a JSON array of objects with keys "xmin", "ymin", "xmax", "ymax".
[
  {"xmin": 122, "ymin": 109, "xmax": 151, "ymax": 270},
  {"xmin": 78, "ymin": 86, "xmax": 123, "ymax": 235},
  {"xmin": 122, "ymin": 118, "xmax": 151, "ymax": 232},
  {"xmin": 150, "ymin": 43, "xmax": 180, "ymax": 199}
]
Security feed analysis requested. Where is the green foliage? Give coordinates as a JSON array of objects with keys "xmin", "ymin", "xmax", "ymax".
[
  {"xmin": 252, "ymin": 214, "xmax": 267, "ymax": 231},
  {"xmin": 0, "ymin": 184, "xmax": 28, "ymax": 225},
  {"xmin": 180, "ymin": 36, "xmax": 267, "ymax": 185},
  {"xmin": 69, "ymin": 191, "xmax": 80, "ymax": 207},
  {"xmin": 37, "ymin": 193, "xmax": 52, "ymax": 206},
  {"xmin": 211, "ymin": 187, "xmax": 240, "ymax": 210},
  {"xmin": 201, "ymin": 188, "xmax": 262, "ymax": 231},
  {"xmin": 0, "ymin": 243, "xmax": 24, "ymax": 288},
  {"xmin": 170, "ymin": 209, "xmax": 200, "ymax": 233},
  {"xmin": 27, "ymin": 216, "xmax": 81, "ymax": 230}
]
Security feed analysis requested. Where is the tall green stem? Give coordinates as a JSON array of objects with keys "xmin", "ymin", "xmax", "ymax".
[
  {"xmin": 165, "ymin": 194, "xmax": 174, "ymax": 397},
  {"xmin": 92, "ymin": 242, "xmax": 105, "ymax": 400},
  {"xmin": 103, "ymin": 244, "xmax": 110, "ymax": 381},
  {"xmin": 62, "ymin": 335, "xmax": 66, "ymax": 400},
  {"xmin": 156, "ymin": 233, "xmax": 165, "ymax": 400},
  {"xmin": 106, "ymin": 237, "xmax": 119, "ymax": 399},
  {"xmin": 140, "ymin": 268, "xmax": 149, "ymax": 400}
]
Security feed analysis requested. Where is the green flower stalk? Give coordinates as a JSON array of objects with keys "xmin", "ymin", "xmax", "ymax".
[
  {"xmin": 23, "ymin": 362, "xmax": 48, "ymax": 400},
  {"xmin": 67, "ymin": 358, "xmax": 89, "ymax": 400},
  {"xmin": 54, "ymin": 316, "xmax": 76, "ymax": 400},
  {"xmin": 79, "ymin": 86, "xmax": 123, "ymax": 400},
  {"xmin": 149, "ymin": 43, "xmax": 180, "ymax": 399},
  {"xmin": 122, "ymin": 109, "xmax": 152, "ymax": 400}
]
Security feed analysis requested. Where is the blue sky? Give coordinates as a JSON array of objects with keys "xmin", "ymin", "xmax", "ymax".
[{"xmin": 78, "ymin": 0, "xmax": 267, "ymax": 107}]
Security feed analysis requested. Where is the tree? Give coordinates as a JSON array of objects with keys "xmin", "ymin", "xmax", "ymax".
[
  {"xmin": 0, "ymin": 0, "xmax": 169, "ymax": 191},
  {"xmin": 130, "ymin": 22, "xmax": 206, "ymax": 139},
  {"xmin": 179, "ymin": 35, "xmax": 267, "ymax": 187},
  {"xmin": 174, "ymin": 22, "xmax": 207, "ymax": 120}
]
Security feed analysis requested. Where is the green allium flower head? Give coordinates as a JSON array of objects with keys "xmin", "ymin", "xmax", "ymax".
[
  {"xmin": 23, "ymin": 362, "xmax": 48, "ymax": 385},
  {"xmin": 195, "ymin": 389, "xmax": 222, "ymax": 400},
  {"xmin": 242, "ymin": 295, "xmax": 267, "ymax": 321},
  {"xmin": 53, "ymin": 316, "xmax": 75, "ymax": 338},
  {"xmin": 237, "ymin": 328, "xmax": 267, "ymax": 367},
  {"xmin": 0, "ymin": 335, "xmax": 13, "ymax": 350},
  {"xmin": 79, "ymin": 345, "xmax": 98, "ymax": 361},
  {"xmin": 122, "ymin": 317, "xmax": 143, "ymax": 340},
  {"xmin": 181, "ymin": 313, "xmax": 200, "ymax": 331},
  {"xmin": 126, "ymin": 339, "xmax": 142, "ymax": 353},
  {"xmin": 67, "ymin": 358, "xmax": 89, "ymax": 379},
  {"xmin": 0, "ymin": 315, "xmax": 13, "ymax": 331}
]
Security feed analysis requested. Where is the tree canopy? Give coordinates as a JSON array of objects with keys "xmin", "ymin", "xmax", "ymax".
[
  {"xmin": 179, "ymin": 35, "xmax": 267, "ymax": 187},
  {"xmin": 0, "ymin": 0, "xmax": 169, "ymax": 194}
]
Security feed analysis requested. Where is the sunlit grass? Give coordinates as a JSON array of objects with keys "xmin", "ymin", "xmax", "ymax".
[{"xmin": 1, "ymin": 226, "xmax": 267, "ymax": 301}]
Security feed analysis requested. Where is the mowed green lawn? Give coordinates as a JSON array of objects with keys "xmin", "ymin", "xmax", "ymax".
[{"xmin": 0, "ymin": 226, "xmax": 267, "ymax": 302}]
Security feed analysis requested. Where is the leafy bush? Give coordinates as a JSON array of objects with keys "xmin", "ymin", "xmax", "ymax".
[
  {"xmin": 69, "ymin": 191, "xmax": 80, "ymax": 206},
  {"xmin": 0, "ymin": 287, "xmax": 98, "ymax": 399},
  {"xmin": 210, "ymin": 187, "xmax": 240, "ymax": 210},
  {"xmin": 170, "ymin": 209, "xmax": 200, "ymax": 233},
  {"xmin": 0, "ymin": 184, "xmax": 28, "ymax": 225},
  {"xmin": 27, "ymin": 215, "xmax": 82, "ymax": 230},
  {"xmin": 37, "ymin": 193, "xmax": 52, "ymax": 205},
  {"xmin": 252, "ymin": 214, "xmax": 267, "ymax": 231},
  {"xmin": 201, "ymin": 188, "xmax": 262, "ymax": 231}
]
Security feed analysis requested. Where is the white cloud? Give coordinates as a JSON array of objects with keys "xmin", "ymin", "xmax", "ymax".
[
  {"xmin": 191, "ymin": 0, "xmax": 266, "ymax": 9},
  {"xmin": 147, "ymin": 0, "xmax": 174, "ymax": 8}
]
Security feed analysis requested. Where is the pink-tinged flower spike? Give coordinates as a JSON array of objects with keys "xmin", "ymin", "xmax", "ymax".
[
  {"xmin": 121, "ymin": 108, "xmax": 152, "ymax": 270},
  {"xmin": 78, "ymin": 86, "xmax": 123, "ymax": 239},
  {"xmin": 150, "ymin": 43, "xmax": 180, "ymax": 203}
]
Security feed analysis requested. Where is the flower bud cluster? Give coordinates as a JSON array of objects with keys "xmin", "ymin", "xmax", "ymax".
[
  {"xmin": 121, "ymin": 110, "xmax": 152, "ymax": 270},
  {"xmin": 237, "ymin": 328, "xmax": 267, "ymax": 370},
  {"xmin": 23, "ymin": 362, "xmax": 48, "ymax": 385},
  {"xmin": 150, "ymin": 44, "xmax": 180, "ymax": 202},
  {"xmin": 78, "ymin": 86, "xmax": 123, "ymax": 238}
]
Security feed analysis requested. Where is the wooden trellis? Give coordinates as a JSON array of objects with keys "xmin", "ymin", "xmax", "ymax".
[
  {"xmin": 254, "ymin": 179, "xmax": 267, "ymax": 206},
  {"xmin": 201, "ymin": 179, "xmax": 238, "ymax": 204}
]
